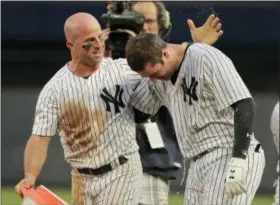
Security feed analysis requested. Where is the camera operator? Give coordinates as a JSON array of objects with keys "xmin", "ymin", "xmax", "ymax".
[{"xmin": 102, "ymin": 1, "xmax": 223, "ymax": 204}]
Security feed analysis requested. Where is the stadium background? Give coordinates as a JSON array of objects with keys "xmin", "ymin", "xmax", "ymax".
[{"xmin": 1, "ymin": 1, "xmax": 279, "ymax": 204}]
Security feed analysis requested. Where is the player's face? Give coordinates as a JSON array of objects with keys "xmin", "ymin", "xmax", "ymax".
[
  {"xmin": 139, "ymin": 63, "xmax": 173, "ymax": 81},
  {"xmin": 72, "ymin": 26, "xmax": 105, "ymax": 67},
  {"xmin": 138, "ymin": 49, "xmax": 175, "ymax": 81},
  {"xmin": 133, "ymin": 2, "xmax": 159, "ymax": 35},
  {"xmin": 138, "ymin": 56, "xmax": 174, "ymax": 81}
]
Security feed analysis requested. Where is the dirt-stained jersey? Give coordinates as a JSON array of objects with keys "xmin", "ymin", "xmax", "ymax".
[{"xmin": 32, "ymin": 58, "xmax": 142, "ymax": 169}]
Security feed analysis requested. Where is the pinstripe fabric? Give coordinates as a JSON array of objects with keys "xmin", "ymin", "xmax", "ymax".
[
  {"xmin": 139, "ymin": 173, "xmax": 169, "ymax": 205},
  {"xmin": 71, "ymin": 152, "xmax": 142, "ymax": 205},
  {"xmin": 272, "ymin": 161, "xmax": 279, "ymax": 205},
  {"xmin": 184, "ymin": 145, "xmax": 265, "ymax": 205},
  {"xmin": 130, "ymin": 77, "xmax": 163, "ymax": 115},
  {"xmin": 130, "ymin": 43, "xmax": 265, "ymax": 204},
  {"xmin": 271, "ymin": 102, "xmax": 279, "ymax": 153},
  {"xmin": 131, "ymin": 43, "xmax": 260, "ymax": 159},
  {"xmin": 31, "ymin": 58, "xmax": 144, "ymax": 204},
  {"xmin": 271, "ymin": 102, "xmax": 279, "ymax": 205},
  {"xmin": 32, "ymin": 58, "xmax": 141, "ymax": 169}
]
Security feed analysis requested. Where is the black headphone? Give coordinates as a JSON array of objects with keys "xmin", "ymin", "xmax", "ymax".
[
  {"xmin": 131, "ymin": 1, "xmax": 172, "ymax": 42},
  {"xmin": 158, "ymin": 10, "xmax": 172, "ymax": 42}
]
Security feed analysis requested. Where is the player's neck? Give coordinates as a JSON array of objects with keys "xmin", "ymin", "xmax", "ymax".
[
  {"xmin": 69, "ymin": 60, "xmax": 100, "ymax": 78},
  {"xmin": 170, "ymin": 43, "xmax": 188, "ymax": 72}
]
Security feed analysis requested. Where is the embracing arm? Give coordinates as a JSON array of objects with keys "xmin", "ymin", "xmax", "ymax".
[{"xmin": 130, "ymin": 78, "xmax": 162, "ymax": 116}]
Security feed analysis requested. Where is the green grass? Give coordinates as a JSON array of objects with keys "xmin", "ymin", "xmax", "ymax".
[{"xmin": 1, "ymin": 186, "xmax": 274, "ymax": 205}]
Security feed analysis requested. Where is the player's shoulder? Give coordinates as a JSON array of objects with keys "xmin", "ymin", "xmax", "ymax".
[
  {"xmin": 41, "ymin": 63, "xmax": 69, "ymax": 92},
  {"xmin": 272, "ymin": 101, "xmax": 279, "ymax": 115},
  {"xmin": 103, "ymin": 57, "xmax": 140, "ymax": 75},
  {"xmin": 102, "ymin": 57, "xmax": 128, "ymax": 68},
  {"xmin": 271, "ymin": 101, "xmax": 279, "ymax": 132},
  {"xmin": 189, "ymin": 43, "xmax": 226, "ymax": 59},
  {"xmin": 189, "ymin": 43, "xmax": 232, "ymax": 68}
]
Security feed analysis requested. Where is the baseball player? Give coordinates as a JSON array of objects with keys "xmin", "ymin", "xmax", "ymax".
[
  {"xmin": 14, "ymin": 12, "xmax": 223, "ymax": 205},
  {"xmin": 15, "ymin": 12, "xmax": 144, "ymax": 205},
  {"xmin": 105, "ymin": 1, "xmax": 223, "ymax": 205},
  {"xmin": 125, "ymin": 33, "xmax": 266, "ymax": 205},
  {"xmin": 271, "ymin": 102, "xmax": 279, "ymax": 205}
]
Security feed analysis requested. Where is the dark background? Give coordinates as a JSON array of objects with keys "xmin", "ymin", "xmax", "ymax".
[{"xmin": 1, "ymin": 1, "xmax": 279, "ymax": 193}]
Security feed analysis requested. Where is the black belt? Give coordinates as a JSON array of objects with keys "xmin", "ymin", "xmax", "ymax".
[
  {"xmin": 192, "ymin": 149, "xmax": 213, "ymax": 162},
  {"xmin": 77, "ymin": 156, "xmax": 127, "ymax": 176},
  {"xmin": 192, "ymin": 144, "xmax": 262, "ymax": 162}
]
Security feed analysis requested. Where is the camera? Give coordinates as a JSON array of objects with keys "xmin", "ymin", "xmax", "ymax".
[{"xmin": 101, "ymin": 1, "xmax": 145, "ymax": 59}]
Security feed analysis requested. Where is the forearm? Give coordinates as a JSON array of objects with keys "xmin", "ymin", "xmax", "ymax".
[
  {"xmin": 231, "ymin": 98, "xmax": 255, "ymax": 159},
  {"xmin": 24, "ymin": 135, "xmax": 50, "ymax": 181}
]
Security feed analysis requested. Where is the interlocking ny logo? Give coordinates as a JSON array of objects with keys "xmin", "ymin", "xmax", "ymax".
[
  {"xmin": 182, "ymin": 77, "xmax": 199, "ymax": 105},
  {"xmin": 100, "ymin": 85, "xmax": 125, "ymax": 113}
]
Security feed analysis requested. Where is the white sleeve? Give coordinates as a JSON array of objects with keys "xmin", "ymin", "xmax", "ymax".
[
  {"xmin": 129, "ymin": 78, "xmax": 162, "ymax": 115},
  {"xmin": 203, "ymin": 45, "xmax": 252, "ymax": 112},
  {"xmin": 271, "ymin": 102, "xmax": 279, "ymax": 153},
  {"xmin": 114, "ymin": 58, "xmax": 142, "ymax": 92},
  {"xmin": 114, "ymin": 58, "xmax": 162, "ymax": 114},
  {"xmin": 32, "ymin": 84, "xmax": 58, "ymax": 136}
]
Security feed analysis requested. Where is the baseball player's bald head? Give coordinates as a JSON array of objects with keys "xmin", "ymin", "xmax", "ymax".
[
  {"xmin": 64, "ymin": 12, "xmax": 104, "ymax": 67},
  {"xmin": 64, "ymin": 12, "xmax": 101, "ymax": 42}
]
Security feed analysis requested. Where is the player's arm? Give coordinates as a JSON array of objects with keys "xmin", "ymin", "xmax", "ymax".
[
  {"xmin": 23, "ymin": 134, "xmax": 50, "ymax": 184},
  {"xmin": 231, "ymin": 98, "xmax": 255, "ymax": 158},
  {"xmin": 15, "ymin": 85, "xmax": 58, "ymax": 196},
  {"xmin": 185, "ymin": 14, "xmax": 223, "ymax": 46},
  {"xmin": 130, "ymin": 78, "xmax": 162, "ymax": 115},
  {"xmin": 271, "ymin": 102, "xmax": 279, "ymax": 153},
  {"xmin": 204, "ymin": 45, "xmax": 254, "ymax": 158},
  {"xmin": 120, "ymin": 59, "xmax": 162, "ymax": 115},
  {"xmin": 270, "ymin": 102, "xmax": 279, "ymax": 205},
  {"xmin": 203, "ymin": 44, "xmax": 254, "ymax": 198}
]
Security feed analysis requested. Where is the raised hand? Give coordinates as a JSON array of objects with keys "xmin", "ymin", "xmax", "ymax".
[{"xmin": 187, "ymin": 14, "xmax": 223, "ymax": 45}]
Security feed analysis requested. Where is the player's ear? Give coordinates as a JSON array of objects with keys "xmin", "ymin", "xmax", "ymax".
[
  {"xmin": 66, "ymin": 41, "xmax": 74, "ymax": 50},
  {"xmin": 162, "ymin": 49, "xmax": 169, "ymax": 60}
]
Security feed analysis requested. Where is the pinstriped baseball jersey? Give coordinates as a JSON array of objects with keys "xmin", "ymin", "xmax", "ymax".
[
  {"xmin": 32, "ymin": 58, "xmax": 142, "ymax": 169},
  {"xmin": 271, "ymin": 101, "xmax": 279, "ymax": 152},
  {"xmin": 271, "ymin": 101, "xmax": 279, "ymax": 205},
  {"xmin": 130, "ymin": 43, "xmax": 260, "ymax": 158}
]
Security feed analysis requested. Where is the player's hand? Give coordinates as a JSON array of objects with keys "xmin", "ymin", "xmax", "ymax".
[
  {"xmin": 101, "ymin": 28, "xmax": 111, "ymax": 41},
  {"xmin": 15, "ymin": 177, "xmax": 35, "ymax": 197},
  {"xmin": 116, "ymin": 29, "xmax": 137, "ymax": 37},
  {"xmin": 225, "ymin": 157, "xmax": 247, "ymax": 199},
  {"xmin": 187, "ymin": 14, "xmax": 223, "ymax": 45}
]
